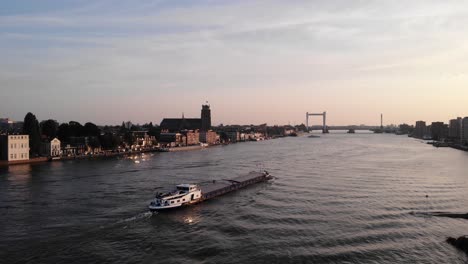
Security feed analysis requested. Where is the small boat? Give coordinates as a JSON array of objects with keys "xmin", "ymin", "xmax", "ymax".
[{"xmin": 149, "ymin": 184, "xmax": 202, "ymax": 211}]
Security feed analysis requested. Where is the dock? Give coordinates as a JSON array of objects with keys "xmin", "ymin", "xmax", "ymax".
[{"xmin": 200, "ymin": 171, "xmax": 272, "ymax": 201}]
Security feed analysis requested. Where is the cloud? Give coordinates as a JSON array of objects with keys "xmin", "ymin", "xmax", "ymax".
[{"xmin": 1, "ymin": 0, "xmax": 468, "ymax": 124}]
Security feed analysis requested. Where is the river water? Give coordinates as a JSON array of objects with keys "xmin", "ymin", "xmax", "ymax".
[{"xmin": 1, "ymin": 133, "xmax": 468, "ymax": 263}]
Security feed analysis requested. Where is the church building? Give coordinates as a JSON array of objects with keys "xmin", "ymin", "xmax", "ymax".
[{"xmin": 160, "ymin": 104, "xmax": 211, "ymax": 133}]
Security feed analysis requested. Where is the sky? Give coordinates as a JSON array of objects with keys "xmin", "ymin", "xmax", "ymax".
[{"xmin": 1, "ymin": 0, "xmax": 468, "ymax": 126}]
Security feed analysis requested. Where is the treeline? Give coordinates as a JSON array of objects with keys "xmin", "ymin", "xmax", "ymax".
[{"xmin": 21, "ymin": 112, "xmax": 161, "ymax": 157}]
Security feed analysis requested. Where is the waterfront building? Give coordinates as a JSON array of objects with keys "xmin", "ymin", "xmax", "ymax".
[
  {"xmin": 159, "ymin": 133, "xmax": 184, "ymax": 147},
  {"xmin": 41, "ymin": 138, "xmax": 61, "ymax": 157},
  {"xmin": 449, "ymin": 118, "xmax": 462, "ymax": 141},
  {"xmin": 284, "ymin": 127, "xmax": 296, "ymax": 136},
  {"xmin": 239, "ymin": 133, "xmax": 248, "ymax": 142},
  {"xmin": 183, "ymin": 130, "xmax": 200, "ymax": 146},
  {"xmin": 201, "ymin": 104, "xmax": 211, "ymax": 132},
  {"xmin": 200, "ymin": 130, "xmax": 217, "ymax": 145},
  {"xmin": 0, "ymin": 135, "xmax": 29, "ymax": 161},
  {"xmin": 430, "ymin": 122, "xmax": 448, "ymax": 141},
  {"xmin": 62, "ymin": 144, "xmax": 87, "ymax": 156},
  {"xmin": 62, "ymin": 137, "xmax": 87, "ymax": 156},
  {"xmin": 225, "ymin": 131, "xmax": 240, "ymax": 143},
  {"xmin": 462, "ymin": 117, "xmax": 468, "ymax": 143},
  {"xmin": 414, "ymin": 121, "xmax": 426, "ymax": 139},
  {"xmin": 160, "ymin": 104, "xmax": 212, "ymax": 133},
  {"xmin": 160, "ymin": 116, "xmax": 201, "ymax": 133},
  {"xmin": 132, "ymin": 131, "xmax": 156, "ymax": 149},
  {"xmin": 160, "ymin": 104, "xmax": 213, "ymax": 146}
]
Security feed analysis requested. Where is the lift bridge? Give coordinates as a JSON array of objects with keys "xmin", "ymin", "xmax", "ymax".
[
  {"xmin": 306, "ymin": 112, "xmax": 384, "ymax": 133},
  {"xmin": 306, "ymin": 111, "xmax": 329, "ymax": 133}
]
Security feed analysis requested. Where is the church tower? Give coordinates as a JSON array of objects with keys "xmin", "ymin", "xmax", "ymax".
[{"xmin": 201, "ymin": 104, "xmax": 211, "ymax": 131}]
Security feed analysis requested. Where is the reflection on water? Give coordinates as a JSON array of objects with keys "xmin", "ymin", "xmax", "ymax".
[
  {"xmin": 173, "ymin": 206, "xmax": 203, "ymax": 225},
  {"xmin": 7, "ymin": 164, "xmax": 32, "ymax": 185}
]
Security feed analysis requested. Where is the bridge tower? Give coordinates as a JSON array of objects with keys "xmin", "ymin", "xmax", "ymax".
[{"xmin": 306, "ymin": 111, "xmax": 328, "ymax": 133}]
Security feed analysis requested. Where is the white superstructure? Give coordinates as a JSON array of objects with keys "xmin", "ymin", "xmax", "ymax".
[{"xmin": 149, "ymin": 184, "xmax": 202, "ymax": 211}]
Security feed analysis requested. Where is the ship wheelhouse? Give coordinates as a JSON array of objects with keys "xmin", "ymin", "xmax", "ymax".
[{"xmin": 150, "ymin": 184, "xmax": 202, "ymax": 210}]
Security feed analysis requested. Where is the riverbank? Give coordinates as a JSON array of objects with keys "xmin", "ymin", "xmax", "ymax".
[
  {"xmin": 0, "ymin": 135, "xmax": 289, "ymax": 167},
  {"xmin": 0, "ymin": 148, "xmax": 161, "ymax": 167},
  {"xmin": 426, "ymin": 141, "xmax": 468, "ymax": 151},
  {"xmin": 0, "ymin": 139, "xmax": 263, "ymax": 167},
  {"xmin": 0, "ymin": 157, "xmax": 49, "ymax": 167},
  {"xmin": 162, "ymin": 145, "xmax": 207, "ymax": 152}
]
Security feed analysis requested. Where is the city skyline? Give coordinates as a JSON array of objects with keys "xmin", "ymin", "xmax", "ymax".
[{"xmin": 2, "ymin": 1, "xmax": 468, "ymax": 125}]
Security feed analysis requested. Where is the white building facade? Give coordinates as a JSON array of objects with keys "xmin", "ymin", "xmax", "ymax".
[
  {"xmin": 42, "ymin": 138, "xmax": 61, "ymax": 157},
  {"xmin": 50, "ymin": 138, "xmax": 61, "ymax": 157},
  {"xmin": 0, "ymin": 135, "xmax": 29, "ymax": 161}
]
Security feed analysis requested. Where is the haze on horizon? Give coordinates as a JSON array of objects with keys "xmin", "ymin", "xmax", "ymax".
[{"xmin": 1, "ymin": 1, "xmax": 468, "ymax": 126}]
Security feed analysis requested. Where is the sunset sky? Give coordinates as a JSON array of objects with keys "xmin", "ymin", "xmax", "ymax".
[{"xmin": 1, "ymin": 1, "xmax": 468, "ymax": 126}]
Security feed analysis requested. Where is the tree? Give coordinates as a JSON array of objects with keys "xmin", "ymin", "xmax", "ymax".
[
  {"xmin": 57, "ymin": 123, "xmax": 71, "ymax": 142},
  {"xmin": 295, "ymin": 123, "xmax": 307, "ymax": 132},
  {"xmin": 119, "ymin": 121, "xmax": 128, "ymax": 135},
  {"xmin": 220, "ymin": 131, "xmax": 229, "ymax": 143},
  {"xmin": 124, "ymin": 131, "xmax": 135, "ymax": 145},
  {"xmin": 142, "ymin": 122, "xmax": 152, "ymax": 129},
  {"xmin": 87, "ymin": 136, "xmax": 101, "ymax": 149},
  {"xmin": 148, "ymin": 126, "xmax": 161, "ymax": 141},
  {"xmin": 99, "ymin": 133, "xmax": 121, "ymax": 150},
  {"xmin": 40, "ymin": 119, "xmax": 59, "ymax": 140},
  {"xmin": 83, "ymin": 122, "xmax": 100, "ymax": 137},
  {"xmin": 23, "ymin": 112, "xmax": 41, "ymax": 156},
  {"xmin": 68, "ymin": 121, "xmax": 84, "ymax": 137}
]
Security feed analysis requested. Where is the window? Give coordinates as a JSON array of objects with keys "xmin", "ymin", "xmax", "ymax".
[
  {"xmin": 183, "ymin": 199, "xmax": 185, "ymax": 201},
  {"xmin": 10, "ymin": 154, "xmax": 13, "ymax": 159},
  {"xmin": 177, "ymin": 200, "xmax": 180, "ymax": 202},
  {"xmin": 171, "ymin": 201, "xmax": 174, "ymax": 204},
  {"xmin": 14, "ymin": 154, "xmax": 17, "ymax": 159}
]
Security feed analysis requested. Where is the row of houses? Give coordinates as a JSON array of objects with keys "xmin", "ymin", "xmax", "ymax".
[
  {"xmin": 0, "ymin": 131, "xmax": 157, "ymax": 162},
  {"xmin": 0, "ymin": 135, "xmax": 62, "ymax": 162},
  {"xmin": 413, "ymin": 117, "xmax": 468, "ymax": 142},
  {"xmin": 159, "ymin": 130, "xmax": 218, "ymax": 147}
]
